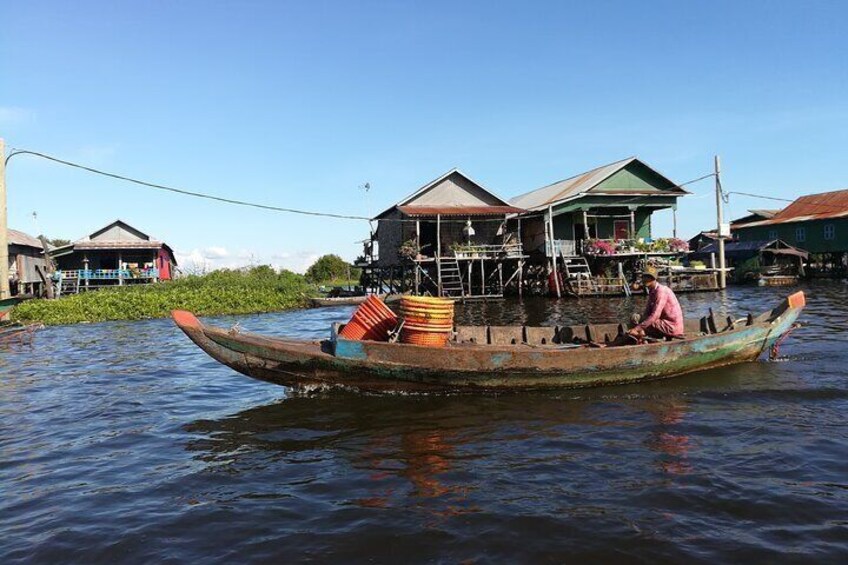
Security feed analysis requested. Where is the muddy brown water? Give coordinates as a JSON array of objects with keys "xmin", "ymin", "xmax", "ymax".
[{"xmin": 2, "ymin": 281, "xmax": 847, "ymax": 562}]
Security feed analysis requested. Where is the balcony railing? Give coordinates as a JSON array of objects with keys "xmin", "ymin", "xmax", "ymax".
[
  {"xmin": 60, "ymin": 268, "xmax": 160, "ymax": 280},
  {"xmin": 545, "ymin": 239, "xmax": 577, "ymax": 257}
]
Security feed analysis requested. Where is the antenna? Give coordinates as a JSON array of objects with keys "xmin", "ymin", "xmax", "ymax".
[{"xmin": 359, "ymin": 181, "xmax": 371, "ymax": 219}]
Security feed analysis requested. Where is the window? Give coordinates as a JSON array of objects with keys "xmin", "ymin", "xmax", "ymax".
[
  {"xmin": 824, "ymin": 224, "xmax": 835, "ymax": 241},
  {"xmin": 768, "ymin": 230, "xmax": 778, "ymax": 240},
  {"xmin": 795, "ymin": 227, "xmax": 806, "ymax": 243}
]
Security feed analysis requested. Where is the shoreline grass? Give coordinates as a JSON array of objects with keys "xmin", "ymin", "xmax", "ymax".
[{"xmin": 12, "ymin": 266, "xmax": 313, "ymax": 326}]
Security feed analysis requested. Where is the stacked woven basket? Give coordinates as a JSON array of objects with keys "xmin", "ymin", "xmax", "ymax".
[
  {"xmin": 337, "ymin": 295, "xmax": 398, "ymax": 341},
  {"xmin": 398, "ymin": 296, "xmax": 454, "ymax": 347}
]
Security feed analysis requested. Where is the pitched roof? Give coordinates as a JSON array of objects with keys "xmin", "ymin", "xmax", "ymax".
[
  {"xmin": 8, "ymin": 229, "xmax": 43, "ymax": 249},
  {"xmin": 397, "ymin": 205, "xmax": 525, "ymax": 217},
  {"xmin": 733, "ymin": 189, "xmax": 848, "ymax": 228},
  {"xmin": 374, "ymin": 169, "xmax": 518, "ymax": 219},
  {"xmin": 693, "ymin": 239, "xmax": 808, "ymax": 259},
  {"xmin": 50, "ymin": 219, "xmax": 172, "ymax": 256},
  {"xmin": 509, "ymin": 157, "xmax": 688, "ymax": 212},
  {"xmin": 81, "ymin": 219, "xmax": 152, "ymax": 242},
  {"xmin": 748, "ymin": 209, "xmax": 781, "ymax": 219}
]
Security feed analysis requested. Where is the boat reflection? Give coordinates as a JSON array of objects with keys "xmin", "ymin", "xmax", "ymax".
[{"xmin": 183, "ymin": 389, "xmax": 705, "ymax": 518}]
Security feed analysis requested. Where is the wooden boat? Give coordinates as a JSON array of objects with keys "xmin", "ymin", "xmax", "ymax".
[
  {"xmin": 172, "ymin": 291, "xmax": 806, "ymax": 393},
  {"xmin": 309, "ymin": 294, "xmax": 403, "ymax": 308},
  {"xmin": 309, "ymin": 295, "xmax": 369, "ymax": 308},
  {"xmin": 0, "ymin": 297, "xmax": 24, "ymax": 320}
]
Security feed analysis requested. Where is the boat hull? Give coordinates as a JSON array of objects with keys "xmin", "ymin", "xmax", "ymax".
[{"xmin": 172, "ymin": 292, "xmax": 804, "ymax": 393}]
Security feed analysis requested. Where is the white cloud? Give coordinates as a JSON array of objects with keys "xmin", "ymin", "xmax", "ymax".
[
  {"xmin": 202, "ymin": 246, "xmax": 229, "ymax": 259},
  {"xmin": 271, "ymin": 250, "xmax": 322, "ymax": 274},
  {"xmin": 173, "ymin": 246, "xmax": 321, "ymax": 275}
]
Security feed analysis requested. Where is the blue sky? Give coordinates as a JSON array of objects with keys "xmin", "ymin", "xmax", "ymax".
[{"xmin": 3, "ymin": 1, "xmax": 846, "ymax": 271}]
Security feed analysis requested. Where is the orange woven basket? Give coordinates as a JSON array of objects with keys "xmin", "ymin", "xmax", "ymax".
[
  {"xmin": 399, "ymin": 296, "xmax": 455, "ymax": 347},
  {"xmin": 339, "ymin": 295, "xmax": 398, "ymax": 341}
]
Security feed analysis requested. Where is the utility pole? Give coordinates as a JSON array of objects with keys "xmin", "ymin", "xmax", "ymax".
[
  {"xmin": 0, "ymin": 139, "xmax": 9, "ymax": 299},
  {"xmin": 715, "ymin": 155, "xmax": 727, "ymax": 289}
]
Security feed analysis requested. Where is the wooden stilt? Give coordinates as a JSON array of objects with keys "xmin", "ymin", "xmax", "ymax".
[
  {"xmin": 548, "ymin": 206, "xmax": 561, "ymax": 298},
  {"xmin": 436, "ymin": 214, "xmax": 442, "ymax": 296}
]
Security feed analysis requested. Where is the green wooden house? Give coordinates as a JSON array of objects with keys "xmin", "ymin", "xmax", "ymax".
[
  {"xmin": 509, "ymin": 157, "xmax": 688, "ymax": 257},
  {"xmin": 732, "ymin": 189, "xmax": 848, "ymax": 262}
]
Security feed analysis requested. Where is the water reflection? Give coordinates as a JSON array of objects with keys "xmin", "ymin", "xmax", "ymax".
[{"xmin": 3, "ymin": 281, "xmax": 847, "ymax": 562}]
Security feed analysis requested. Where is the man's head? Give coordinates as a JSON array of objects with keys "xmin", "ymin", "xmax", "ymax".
[{"xmin": 641, "ymin": 265, "xmax": 659, "ymax": 288}]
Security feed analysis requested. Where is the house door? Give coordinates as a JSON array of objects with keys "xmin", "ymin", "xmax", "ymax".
[
  {"xmin": 419, "ymin": 222, "xmax": 438, "ymax": 257},
  {"xmin": 614, "ymin": 220, "xmax": 630, "ymax": 240},
  {"xmin": 573, "ymin": 223, "xmax": 596, "ymax": 241}
]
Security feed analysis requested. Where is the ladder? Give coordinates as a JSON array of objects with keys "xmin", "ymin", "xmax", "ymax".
[
  {"xmin": 59, "ymin": 275, "xmax": 80, "ymax": 296},
  {"xmin": 438, "ymin": 258, "xmax": 465, "ymax": 298},
  {"xmin": 560, "ymin": 255, "xmax": 597, "ymax": 295}
]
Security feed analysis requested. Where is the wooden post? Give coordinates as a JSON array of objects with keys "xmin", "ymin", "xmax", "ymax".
[
  {"xmin": 118, "ymin": 252, "xmax": 123, "ymax": 286},
  {"xmin": 480, "ymin": 257, "xmax": 485, "ymax": 296},
  {"xmin": 548, "ymin": 205, "xmax": 561, "ymax": 298},
  {"xmin": 498, "ymin": 262, "xmax": 504, "ymax": 295},
  {"xmin": 583, "ymin": 209, "xmax": 589, "ymax": 239},
  {"xmin": 436, "ymin": 214, "xmax": 442, "ymax": 296},
  {"xmin": 0, "ymin": 139, "xmax": 9, "ymax": 299},
  {"xmin": 516, "ymin": 216, "xmax": 524, "ymax": 298},
  {"xmin": 672, "ymin": 205, "xmax": 678, "ymax": 239},
  {"xmin": 629, "ymin": 208, "xmax": 636, "ymax": 240},
  {"xmin": 518, "ymin": 259, "xmax": 523, "ymax": 298},
  {"xmin": 715, "ymin": 155, "xmax": 727, "ymax": 289},
  {"xmin": 517, "ymin": 216, "xmax": 522, "ymax": 251}
]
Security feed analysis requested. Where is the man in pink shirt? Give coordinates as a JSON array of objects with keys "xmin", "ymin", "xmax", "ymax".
[{"xmin": 628, "ymin": 266, "xmax": 685, "ymax": 340}]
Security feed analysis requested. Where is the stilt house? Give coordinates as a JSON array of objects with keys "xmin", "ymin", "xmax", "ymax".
[
  {"xmin": 509, "ymin": 157, "xmax": 689, "ymax": 258},
  {"xmin": 366, "ymin": 169, "xmax": 525, "ymax": 297},
  {"xmin": 51, "ymin": 220, "xmax": 177, "ymax": 293},
  {"xmin": 8, "ymin": 229, "xmax": 49, "ymax": 296}
]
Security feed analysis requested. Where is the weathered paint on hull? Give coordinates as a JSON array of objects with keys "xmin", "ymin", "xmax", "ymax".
[{"xmin": 172, "ymin": 293, "xmax": 804, "ymax": 393}]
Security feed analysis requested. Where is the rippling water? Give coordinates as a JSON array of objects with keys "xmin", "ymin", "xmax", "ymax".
[{"xmin": 2, "ymin": 282, "xmax": 847, "ymax": 562}]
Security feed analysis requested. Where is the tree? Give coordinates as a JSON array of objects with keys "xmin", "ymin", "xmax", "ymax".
[
  {"xmin": 305, "ymin": 254, "xmax": 352, "ymax": 283},
  {"xmin": 38, "ymin": 236, "xmax": 71, "ymax": 248}
]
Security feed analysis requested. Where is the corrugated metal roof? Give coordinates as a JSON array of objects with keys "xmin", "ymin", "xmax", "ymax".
[
  {"xmin": 693, "ymin": 239, "xmax": 808, "ymax": 259},
  {"xmin": 374, "ymin": 169, "xmax": 519, "ymax": 219},
  {"xmin": 508, "ymin": 157, "xmax": 687, "ymax": 212},
  {"xmin": 397, "ymin": 205, "xmax": 525, "ymax": 217},
  {"xmin": 74, "ymin": 241, "xmax": 164, "ymax": 250},
  {"xmin": 8, "ymin": 229, "xmax": 43, "ymax": 249},
  {"xmin": 733, "ymin": 189, "xmax": 848, "ymax": 228},
  {"xmin": 749, "ymin": 209, "xmax": 781, "ymax": 218}
]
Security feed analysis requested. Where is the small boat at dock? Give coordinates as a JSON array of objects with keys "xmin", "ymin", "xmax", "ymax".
[
  {"xmin": 309, "ymin": 294, "xmax": 404, "ymax": 308},
  {"xmin": 172, "ymin": 292, "xmax": 806, "ymax": 393}
]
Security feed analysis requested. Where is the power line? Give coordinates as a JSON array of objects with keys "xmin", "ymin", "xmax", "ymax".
[
  {"xmin": 4, "ymin": 148, "xmax": 720, "ymax": 223},
  {"xmin": 726, "ymin": 191, "xmax": 794, "ymax": 203},
  {"xmin": 6, "ymin": 149, "xmax": 373, "ymax": 221}
]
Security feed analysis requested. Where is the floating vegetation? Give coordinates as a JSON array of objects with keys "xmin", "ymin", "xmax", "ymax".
[{"xmin": 12, "ymin": 266, "xmax": 312, "ymax": 326}]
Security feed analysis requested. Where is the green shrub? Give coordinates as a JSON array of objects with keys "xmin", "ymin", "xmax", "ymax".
[
  {"xmin": 12, "ymin": 266, "xmax": 312, "ymax": 326},
  {"xmin": 305, "ymin": 254, "xmax": 354, "ymax": 283}
]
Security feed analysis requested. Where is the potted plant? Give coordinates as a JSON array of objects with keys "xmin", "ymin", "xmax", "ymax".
[
  {"xmin": 584, "ymin": 238, "xmax": 616, "ymax": 255},
  {"xmin": 399, "ymin": 238, "xmax": 419, "ymax": 261},
  {"xmin": 450, "ymin": 241, "xmax": 466, "ymax": 258},
  {"xmin": 668, "ymin": 237, "xmax": 690, "ymax": 253}
]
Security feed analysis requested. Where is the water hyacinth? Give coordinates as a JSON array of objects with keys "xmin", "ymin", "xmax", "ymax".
[{"xmin": 12, "ymin": 266, "xmax": 312, "ymax": 326}]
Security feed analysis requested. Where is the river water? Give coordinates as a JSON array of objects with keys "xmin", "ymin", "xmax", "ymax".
[{"xmin": 2, "ymin": 282, "xmax": 847, "ymax": 562}]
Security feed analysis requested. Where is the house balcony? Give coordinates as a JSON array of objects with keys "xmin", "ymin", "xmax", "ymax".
[{"xmin": 60, "ymin": 268, "xmax": 160, "ymax": 281}]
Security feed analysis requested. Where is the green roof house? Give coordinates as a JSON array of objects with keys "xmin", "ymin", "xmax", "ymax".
[
  {"xmin": 509, "ymin": 157, "xmax": 688, "ymax": 257},
  {"xmin": 732, "ymin": 188, "xmax": 848, "ymax": 255}
]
